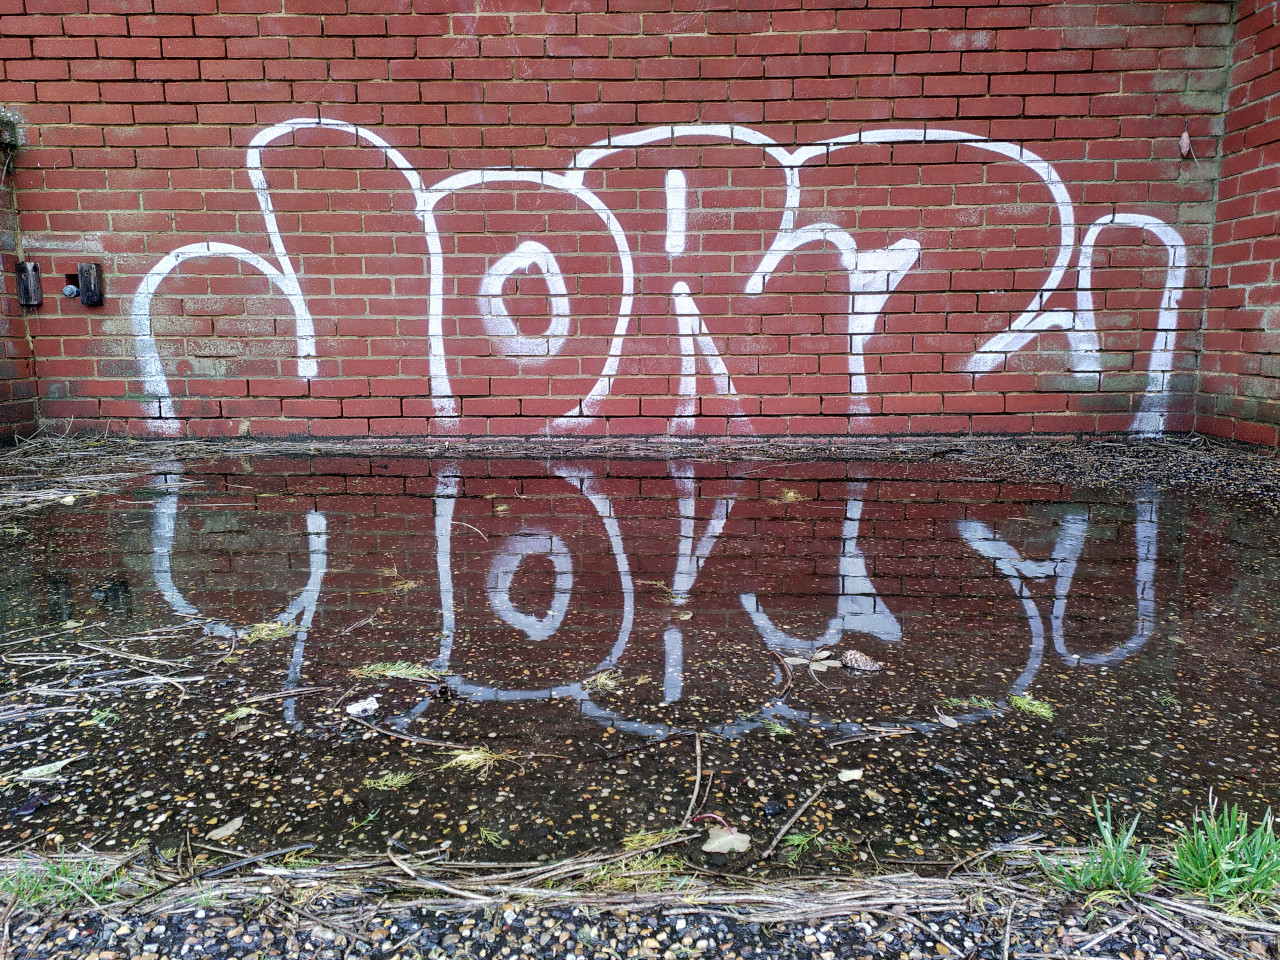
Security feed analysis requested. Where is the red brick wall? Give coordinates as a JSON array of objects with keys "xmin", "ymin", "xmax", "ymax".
[
  {"xmin": 0, "ymin": 0, "xmax": 1236, "ymax": 439},
  {"xmin": 1198, "ymin": 0, "xmax": 1280, "ymax": 447},
  {"xmin": 0, "ymin": 151, "xmax": 36, "ymax": 440}
]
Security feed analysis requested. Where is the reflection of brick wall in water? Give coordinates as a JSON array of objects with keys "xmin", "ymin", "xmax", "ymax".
[
  {"xmin": 31, "ymin": 460, "xmax": 1162, "ymax": 710},
  {"xmin": 1, "ymin": 3, "xmax": 1263, "ymax": 440}
]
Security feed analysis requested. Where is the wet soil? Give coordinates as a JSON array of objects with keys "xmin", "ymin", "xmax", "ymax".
[{"xmin": 2, "ymin": 440, "xmax": 1279, "ymax": 877}]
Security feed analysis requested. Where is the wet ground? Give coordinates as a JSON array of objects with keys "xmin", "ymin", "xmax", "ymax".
[{"xmin": 2, "ymin": 450, "xmax": 1279, "ymax": 872}]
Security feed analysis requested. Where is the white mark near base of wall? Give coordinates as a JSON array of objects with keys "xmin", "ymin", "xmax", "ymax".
[{"xmin": 23, "ymin": 234, "xmax": 104, "ymax": 252}]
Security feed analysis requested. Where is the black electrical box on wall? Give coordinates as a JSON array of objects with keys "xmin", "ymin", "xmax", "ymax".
[
  {"xmin": 77, "ymin": 263, "xmax": 104, "ymax": 307},
  {"xmin": 15, "ymin": 262, "xmax": 42, "ymax": 307}
]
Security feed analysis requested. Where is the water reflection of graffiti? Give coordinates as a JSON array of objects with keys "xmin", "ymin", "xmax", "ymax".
[
  {"xmin": 959, "ymin": 493, "xmax": 1158, "ymax": 672},
  {"xmin": 132, "ymin": 120, "xmax": 1187, "ymax": 437},
  {"xmin": 150, "ymin": 469, "xmax": 328, "ymax": 723},
  {"xmin": 149, "ymin": 464, "xmax": 1163, "ymax": 740},
  {"xmin": 406, "ymin": 467, "xmax": 665, "ymax": 737},
  {"xmin": 740, "ymin": 491, "xmax": 902, "ymax": 654}
]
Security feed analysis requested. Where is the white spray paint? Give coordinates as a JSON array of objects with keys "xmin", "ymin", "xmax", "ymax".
[
  {"xmin": 392, "ymin": 468, "xmax": 662, "ymax": 735},
  {"xmin": 670, "ymin": 463, "xmax": 736, "ymax": 606},
  {"xmin": 421, "ymin": 168, "xmax": 634, "ymax": 432},
  {"xmin": 421, "ymin": 468, "xmax": 635, "ymax": 707},
  {"xmin": 130, "ymin": 120, "xmax": 1187, "ymax": 437},
  {"xmin": 1052, "ymin": 493, "xmax": 1159, "ymax": 666},
  {"xmin": 142, "ymin": 460, "xmax": 1163, "ymax": 741},
  {"xmin": 130, "ymin": 118, "xmax": 441, "ymax": 433},
  {"xmin": 661, "ymin": 165, "xmax": 743, "ymax": 428},
  {"xmin": 479, "ymin": 241, "xmax": 573, "ymax": 357},
  {"xmin": 664, "ymin": 169, "xmax": 688, "ymax": 256},
  {"xmin": 958, "ymin": 509, "xmax": 1087, "ymax": 694},
  {"xmin": 1076, "ymin": 215, "xmax": 1187, "ymax": 435},
  {"xmin": 958, "ymin": 495, "xmax": 1159, "ymax": 694},
  {"xmin": 671, "ymin": 281, "xmax": 741, "ymax": 431},
  {"xmin": 747, "ymin": 232, "xmax": 921, "ymax": 399},
  {"xmin": 665, "ymin": 463, "xmax": 740, "ymax": 704}
]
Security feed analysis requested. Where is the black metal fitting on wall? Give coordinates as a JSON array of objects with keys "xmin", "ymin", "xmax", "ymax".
[
  {"xmin": 14, "ymin": 262, "xmax": 42, "ymax": 307},
  {"xmin": 77, "ymin": 263, "xmax": 104, "ymax": 307}
]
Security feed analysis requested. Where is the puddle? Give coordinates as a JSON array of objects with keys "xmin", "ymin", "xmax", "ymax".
[{"xmin": 2, "ymin": 454, "xmax": 1279, "ymax": 869}]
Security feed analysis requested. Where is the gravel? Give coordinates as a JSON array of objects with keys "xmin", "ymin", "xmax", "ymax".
[{"xmin": 7, "ymin": 899, "xmax": 1278, "ymax": 960}]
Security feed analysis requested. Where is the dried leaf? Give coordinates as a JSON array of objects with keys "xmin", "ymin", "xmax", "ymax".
[
  {"xmin": 783, "ymin": 657, "xmax": 809, "ymax": 667},
  {"xmin": 813, "ymin": 650, "xmax": 834, "ymax": 660},
  {"xmin": 809, "ymin": 660, "xmax": 836, "ymax": 672},
  {"xmin": 1179, "ymin": 130, "xmax": 1192, "ymax": 158},
  {"xmin": 865, "ymin": 788, "xmax": 886, "ymax": 804},
  {"xmin": 701, "ymin": 826, "xmax": 751, "ymax": 854},
  {"xmin": 837, "ymin": 769, "xmax": 863, "ymax": 782},
  {"xmin": 16, "ymin": 792, "xmax": 50, "ymax": 815},
  {"xmin": 935, "ymin": 708, "xmax": 960, "ymax": 728},
  {"xmin": 18, "ymin": 757, "xmax": 76, "ymax": 780},
  {"xmin": 207, "ymin": 816, "xmax": 244, "ymax": 842}
]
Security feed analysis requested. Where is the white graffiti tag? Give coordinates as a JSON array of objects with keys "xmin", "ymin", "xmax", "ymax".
[{"xmin": 132, "ymin": 121, "xmax": 1188, "ymax": 435}]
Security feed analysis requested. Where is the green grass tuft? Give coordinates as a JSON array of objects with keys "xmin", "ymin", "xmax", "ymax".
[
  {"xmin": 219, "ymin": 706, "xmax": 259, "ymax": 725},
  {"xmin": 760, "ymin": 718, "xmax": 792, "ymax": 737},
  {"xmin": 439, "ymin": 746, "xmax": 521, "ymax": 779},
  {"xmin": 88, "ymin": 708, "xmax": 119, "ymax": 727},
  {"xmin": 363, "ymin": 772, "xmax": 415, "ymax": 791},
  {"xmin": 1171, "ymin": 798, "xmax": 1280, "ymax": 905},
  {"xmin": 944, "ymin": 696, "xmax": 998, "ymax": 711},
  {"xmin": 582, "ymin": 670, "xmax": 621, "ymax": 693},
  {"xmin": 578, "ymin": 852, "xmax": 690, "ymax": 893},
  {"xmin": 0, "ymin": 856, "xmax": 142, "ymax": 912},
  {"xmin": 243, "ymin": 621, "xmax": 298, "ymax": 644},
  {"xmin": 1010, "ymin": 695, "xmax": 1054, "ymax": 720},
  {"xmin": 782, "ymin": 830, "xmax": 823, "ymax": 864},
  {"xmin": 350, "ymin": 661, "xmax": 441, "ymax": 682},
  {"xmin": 621, "ymin": 828, "xmax": 681, "ymax": 851},
  {"xmin": 1038, "ymin": 800, "xmax": 1154, "ymax": 895}
]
